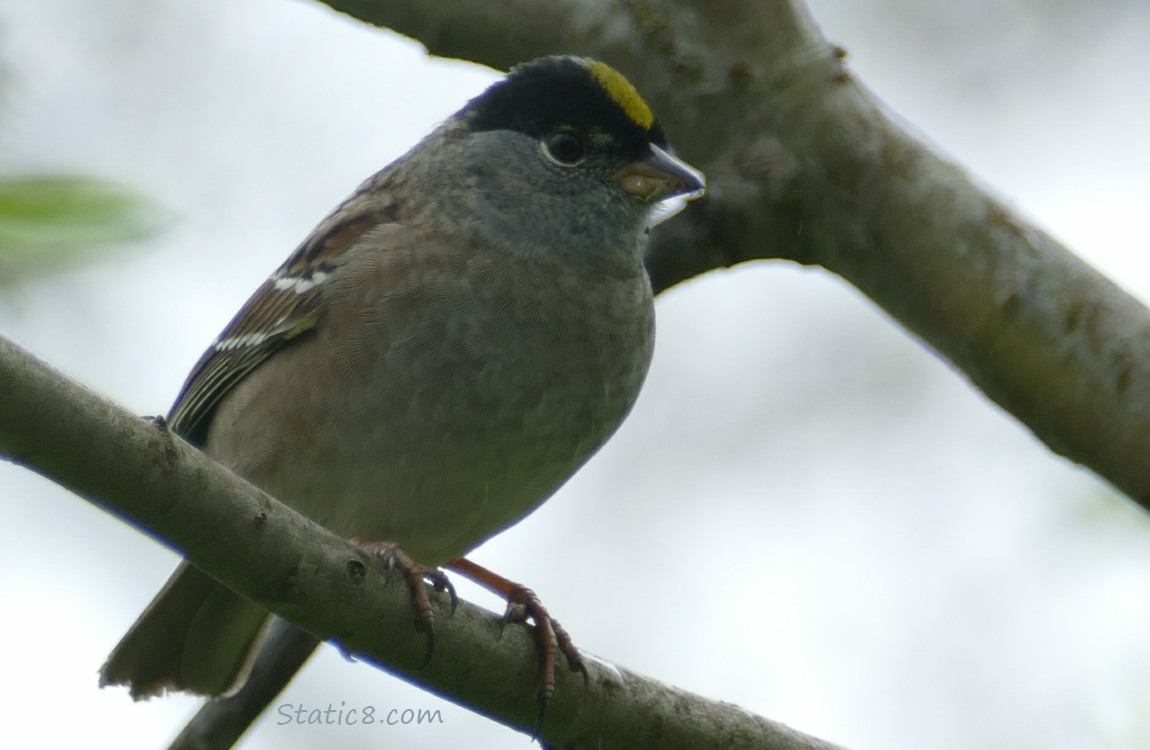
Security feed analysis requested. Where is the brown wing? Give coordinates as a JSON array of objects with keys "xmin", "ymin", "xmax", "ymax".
[
  {"xmin": 168, "ymin": 189, "xmax": 396, "ymax": 445},
  {"xmin": 167, "ymin": 277, "xmax": 323, "ymax": 444}
]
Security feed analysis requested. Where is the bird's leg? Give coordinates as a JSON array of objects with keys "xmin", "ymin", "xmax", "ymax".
[
  {"xmin": 351, "ymin": 538, "xmax": 457, "ymax": 663},
  {"xmin": 447, "ymin": 557, "xmax": 586, "ymax": 725}
]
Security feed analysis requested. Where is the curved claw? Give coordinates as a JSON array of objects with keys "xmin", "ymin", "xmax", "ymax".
[
  {"xmin": 351, "ymin": 538, "xmax": 455, "ymax": 665},
  {"xmin": 446, "ymin": 557, "xmax": 587, "ymax": 732},
  {"xmin": 426, "ymin": 570, "xmax": 458, "ymax": 615},
  {"xmin": 549, "ymin": 616, "xmax": 589, "ymax": 689},
  {"xmin": 504, "ymin": 585, "xmax": 587, "ymax": 714}
]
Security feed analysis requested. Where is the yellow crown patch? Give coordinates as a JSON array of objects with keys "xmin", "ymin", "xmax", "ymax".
[{"xmin": 582, "ymin": 60, "xmax": 655, "ymax": 131}]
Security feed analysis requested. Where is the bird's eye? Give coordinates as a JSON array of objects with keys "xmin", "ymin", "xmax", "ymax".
[{"xmin": 541, "ymin": 129, "xmax": 586, "ymax": 166}]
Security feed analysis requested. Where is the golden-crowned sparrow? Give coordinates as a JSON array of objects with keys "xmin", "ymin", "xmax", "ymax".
[{"xmin": 100, "ymin": 55, "xmax": 704, "ymax": 703}]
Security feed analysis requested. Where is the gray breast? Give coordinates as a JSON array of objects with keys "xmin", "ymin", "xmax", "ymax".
[{"xmin": 206, "ymin": 232, "xmax": 654, "ymax": 564}]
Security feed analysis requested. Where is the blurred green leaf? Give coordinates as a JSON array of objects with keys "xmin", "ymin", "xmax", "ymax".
[{"xmin": 0, "ymin": 175, "xmax": 164, "ymax": 278}]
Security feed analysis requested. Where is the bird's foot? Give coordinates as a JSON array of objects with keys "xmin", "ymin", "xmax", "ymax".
[
  {"xmin": 351, "ymin": 538, "xmax": 456, "ymax": 663},
  {"xmin": 447, "ymin": 558, "xmax": 586, "ymax": 732}
]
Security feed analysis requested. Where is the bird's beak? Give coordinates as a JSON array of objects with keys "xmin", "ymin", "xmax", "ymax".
[{"xmin": 613, "ymin": 144, "xmax": 706, "ymax": 203}]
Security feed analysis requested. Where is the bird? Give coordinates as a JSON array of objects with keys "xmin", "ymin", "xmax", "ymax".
[{"xmin": 100, "ymin": 55, "xmax": 705, "ymax": 706}]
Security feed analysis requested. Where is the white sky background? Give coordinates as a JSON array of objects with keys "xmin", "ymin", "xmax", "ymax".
[{"xmin": 1, "ymin": 1, "xmax": 1149, "ymax": 748}]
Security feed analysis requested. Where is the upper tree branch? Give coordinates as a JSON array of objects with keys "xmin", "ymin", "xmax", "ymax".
[{"xmin": 318, "ymin": 0, "xmax": 1150, "ymax": 507}]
